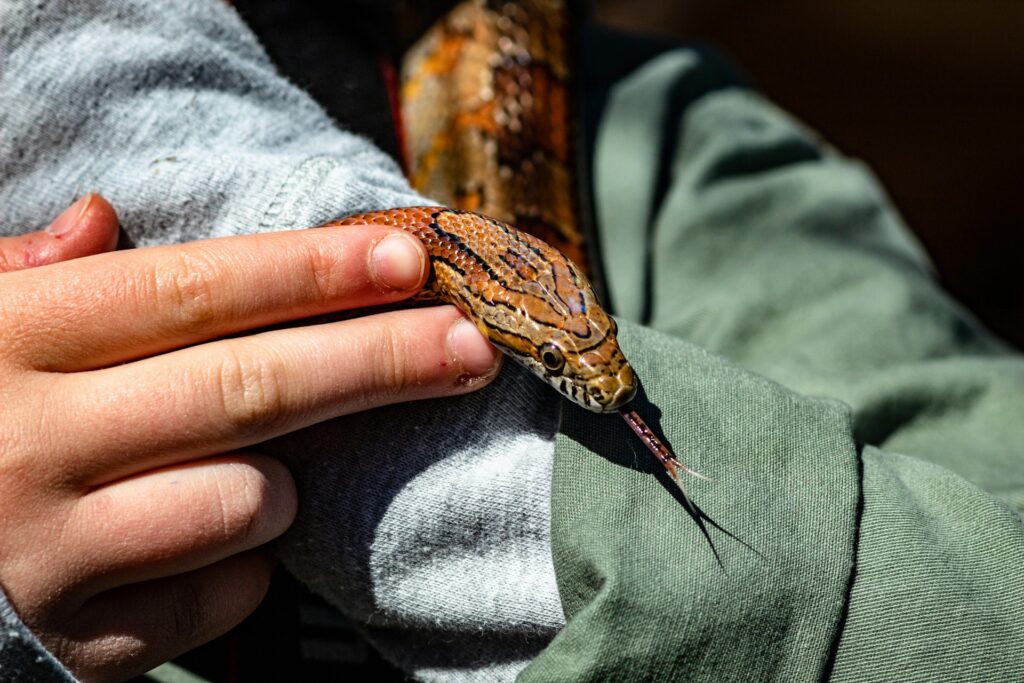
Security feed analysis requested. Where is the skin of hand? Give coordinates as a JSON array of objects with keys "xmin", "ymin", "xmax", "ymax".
[{"xmin": 0, "ymin": 194, "xmax": 502, "ymax": 682}]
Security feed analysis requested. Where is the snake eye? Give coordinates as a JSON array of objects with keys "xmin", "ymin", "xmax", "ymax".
[{"xmin": 540, "ymin": 344, "xmax": 566, "ymax": 374}]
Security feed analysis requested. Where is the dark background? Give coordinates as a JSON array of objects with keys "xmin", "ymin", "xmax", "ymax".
[{"xmin": 597, "ymin": 0, "xmax": 1023, "ymax": 348}]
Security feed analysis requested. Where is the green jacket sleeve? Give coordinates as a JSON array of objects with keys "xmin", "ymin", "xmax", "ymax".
[{"xmin": 522, "ymin": 50, "xmax": 1024, "ymax": 681}]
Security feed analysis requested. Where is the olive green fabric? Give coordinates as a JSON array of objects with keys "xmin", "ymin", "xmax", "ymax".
[{"xmin": 523, "ymin": 51, "xmax": 1024, "ymax": 681}]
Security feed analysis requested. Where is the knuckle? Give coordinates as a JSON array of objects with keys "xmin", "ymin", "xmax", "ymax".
[
  {"xmin": 0, "ymin": 292, "xmax": 43, "ymax": 364},
  {"xmin": 214, "ymin": 346, "xmax": 288, "ymax": 438},
  {"xmin": 155, "ymin": 251, "xmax": 221, "ymax": 331},
  {"xmin": 366, "ymin": 324, "xmax": 416, "ymax": 402},
  {"xmin": 0, "ymin": 387, "xmax": 60, "ymax": 492},
  {"xmin": 212, "ymin": 463, "xmax": 274, "ymax": 544},
  {"xmin": 301, "ymin": 241, "xmax": 346, "ymax": 305},
  {"xmin": 0, "ymin": 248, "xmax": 14, "ymax": 273}
]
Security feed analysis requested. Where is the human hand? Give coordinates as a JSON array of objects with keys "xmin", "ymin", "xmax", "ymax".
[
  {"xmin": 0, "ymin": 193, "xmax": 120, "ymax": 270},
  {"xmin": 0, "ymin": 195, "xmax": 501, "ymax": 682}
]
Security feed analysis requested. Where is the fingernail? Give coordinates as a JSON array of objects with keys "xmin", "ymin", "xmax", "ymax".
[
  {"xmin": 370, "ymin": 232, "xmax": 425, "ymax": 290},
  {"xmin": 448, "ymin": 317, "xmax": 500, "ymax": 377},
  {"xmin": 47, "ymin": 194, "xmax": 94, "ymax": 236}
]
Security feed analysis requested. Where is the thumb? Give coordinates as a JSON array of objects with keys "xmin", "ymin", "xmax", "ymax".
[{"xmin": 0, "ymin": 194, "xmax": 120, "ymax": 273}]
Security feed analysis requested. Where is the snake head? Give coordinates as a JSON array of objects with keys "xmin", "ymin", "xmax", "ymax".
[
  {"xmin": 462, "ymin": 239, "xmax": 637, "ymax": 413},
  {"xmin": 335, "ymin": 207, "xmax": 639, "ymax": 412},
  {"xmin": 521, "ymin": 317, "xmax": 638, "ymax": 413}
]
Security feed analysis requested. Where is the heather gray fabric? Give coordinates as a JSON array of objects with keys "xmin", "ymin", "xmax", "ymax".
[
  {"xmin": 0, "ymin": 1, "xmax": 561, "ymax": 680},
  {"xmin": 265, "ymin": 363, "xmax": 563, "ymax": 682},
  {"xmin": 0, "ymin": 588, "xmax": 74, "ymax": 683}
]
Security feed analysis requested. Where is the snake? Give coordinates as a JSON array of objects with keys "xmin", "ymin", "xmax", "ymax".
[
  {"xmin": 323, "ymin": 206, "xmax": 707, "ymax": 502},
  {"xmin": 330, "ymin": 2, "xmax": 710, "ymax": 508}
]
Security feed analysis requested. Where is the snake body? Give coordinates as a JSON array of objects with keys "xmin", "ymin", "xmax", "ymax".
[
  {"xmin": 327, "ymin": 2, "xmax": 713, "ymax": 517},
  {"xmin": 330, "ymin": 3, "xmax": 714, "ymax": 522},
  {"xmin": 327, "ymin": 206, "xmax": 634, "ymax": 412},
  {"xmin": 327, "ymin": 207, "xmax": 709, "ymax": 524},
  {"xmin": 399, "ymin": 0, "xmax": 588, "ymax": 271}
]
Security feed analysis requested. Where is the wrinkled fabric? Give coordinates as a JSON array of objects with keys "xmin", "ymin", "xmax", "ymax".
[
  {"xmin": 0, "ymin": 1, "xmax": 561, "ymax": 680},
  {"xmin": 523, "ymin": 54, "xmax": 1024, "ymax": 681}
]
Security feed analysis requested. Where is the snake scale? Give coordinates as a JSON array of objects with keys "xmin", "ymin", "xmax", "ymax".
[{"xmin": 326, "ymin": 1, "xmax": 709, "ymax": 508}]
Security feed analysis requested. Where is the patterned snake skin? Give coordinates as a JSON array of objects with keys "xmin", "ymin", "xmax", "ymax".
[
  {"xmin": 328, "ymin": 206, "xmax": 634, "ymax": 412},
  {"xmin": 398, "ymin": 0, "xmax": 588, "ymax": 272},
  {"xmin": 326, "ymin": 207, "xmax": 711, "ymax": 527},
  {"xmin": 329, "ymin": 2, "xmax": 714, "ymax": 523}
]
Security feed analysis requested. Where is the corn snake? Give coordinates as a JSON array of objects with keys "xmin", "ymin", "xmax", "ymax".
[{"xmin": 326, "ymin": 1, "xmax": 710, "ymax": 506}]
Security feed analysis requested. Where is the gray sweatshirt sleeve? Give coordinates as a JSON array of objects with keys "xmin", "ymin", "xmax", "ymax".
[
  {"xmin": 0, "ymin": 0, "xmax": 425, "ymax": 237},
  {"xmin": 1, "ymin": 587, "xmax": 74, "ymax": 683},
  {"xmin": 0, "ymin": 1, "xmax": 563, "ymax": 681}
]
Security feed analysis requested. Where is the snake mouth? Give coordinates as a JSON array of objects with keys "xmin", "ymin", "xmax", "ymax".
[
  {"xmin": 606, "ymin": 381, "xmax": 638, "ymax": 411},
  {"xmin": 588, "ymin": 364, "xmax": 637, "ymax": 412}
]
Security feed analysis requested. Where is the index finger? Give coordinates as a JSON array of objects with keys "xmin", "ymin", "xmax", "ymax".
[{"xmin": 0, "ymin": 224, "xmax": 427, "ymax": 372}]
